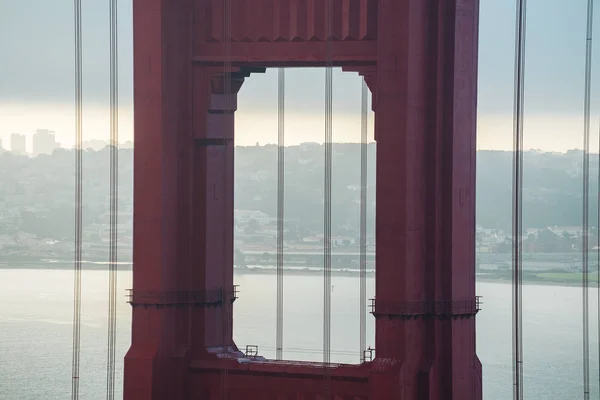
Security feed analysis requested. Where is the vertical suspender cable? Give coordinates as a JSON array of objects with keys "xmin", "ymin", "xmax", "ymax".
[
  {"xmin": 597, "ymin": 117, "xmax": 600, "ymax": 394},
  {"xmin": 359, "ymin": 79, "xmax": 368, "ymax": 362},
  {"xmin": 276, "ymin": 68, "xmax": 285, "ymax": 361},
  {"xmin": 323, "ymin": 0, "xmax": 333, "ymax": 397},
  {"xmin": 71, "ymin": 0, "xmax": 83, "ymax": 398},
  {"xmin": 106, "ymin": 0, "xmax": 119, "ymax": 399},
  {"xmin": 582, "ymin": 1, "xmax": 594, "ymax": 398},
  {"xmin": 221, "ymin": 0, "xmax": 232, "ymax": 399},
  {"xmin": 511, "ymin": 0, "xmax": 527, "ymax": 399}
]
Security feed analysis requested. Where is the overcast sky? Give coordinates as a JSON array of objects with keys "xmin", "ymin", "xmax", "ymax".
[{"xmin": 0, "ymin": 0, "xmax": 599, "ymax": 150}]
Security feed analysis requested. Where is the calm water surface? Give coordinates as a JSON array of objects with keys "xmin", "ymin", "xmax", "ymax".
[{"xmin": 0, "ymin": 269, "xmax": 598, "ymax": 399}]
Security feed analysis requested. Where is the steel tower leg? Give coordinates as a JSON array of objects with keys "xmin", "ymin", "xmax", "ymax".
[
  {"xmin": 124, "ymin": 2, "xmax": 196, "ymax": 399},
  {"xmin": 371, "ymin": 1, "xmax": 482, "ymax": 399},
  {"xmin": 124, "ymin": 3, "xmax": 248, "ymax": 398}
]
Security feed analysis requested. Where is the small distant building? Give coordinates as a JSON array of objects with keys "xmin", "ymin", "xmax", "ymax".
[
  {"xmin": 235, "ymin": 210, "xmax": 270, "ymax": 226},
  {"xmin": 32, "ymin": 129, "xmax": 58, "ymax": 156},
  {"xmin": 10, "ymin": 133, "xmax": 26, "ymax": 155},
  {"xmin": 548, "ymin": 226, "xmax": 584, "ymax": 238}
]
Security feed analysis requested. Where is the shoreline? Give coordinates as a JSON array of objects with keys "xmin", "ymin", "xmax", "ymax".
[{"xmin": 1, "ymin": 261, "xmax": 598, "ymax": 288}]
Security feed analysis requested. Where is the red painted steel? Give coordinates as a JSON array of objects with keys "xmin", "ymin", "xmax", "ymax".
[{"xmin": 125, "ymin": 0, "xmax": 482, "ymax": 399}]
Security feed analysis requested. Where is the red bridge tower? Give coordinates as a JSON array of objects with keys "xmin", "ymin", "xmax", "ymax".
[{"xmin": 124, "ymin": 1, "xmax": 482, "ymax": 399}]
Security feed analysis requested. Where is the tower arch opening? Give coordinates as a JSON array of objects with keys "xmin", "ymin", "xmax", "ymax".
[{"xmin": 233, "ymin": 67, "xmax": 376, "ymax": 364}]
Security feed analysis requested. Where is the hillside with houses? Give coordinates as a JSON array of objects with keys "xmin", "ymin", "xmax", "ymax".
[{"xmin": 0, "ymin": 144, "xmax": 597, "ymax": 267}]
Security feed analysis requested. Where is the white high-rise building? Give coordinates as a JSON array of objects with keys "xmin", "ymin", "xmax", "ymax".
[
  {"xmin": 32, "ymin": 129, "xmax": 57, "ymax": 156},
  {"xmin": 10, "ymin": 133, "xmax": 26, "ymax": 155}
]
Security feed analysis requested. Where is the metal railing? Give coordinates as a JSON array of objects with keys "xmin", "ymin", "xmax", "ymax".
[
  {"xmin": 126, "ymin": 286, "xmax": 239, "ymax": 307},
  {"xmin": 245, "ymin": 345, "xmax": 259, "ymax": 357},
  {"xmin": 369, "ymin": 296, "xmax": 482, "ymax": 318},
  {"xmin": 362, "ymin": 347, "xmax": 375, "ymax": 362}
]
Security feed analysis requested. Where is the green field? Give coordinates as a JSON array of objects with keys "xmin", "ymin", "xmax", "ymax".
[{"xmin": 536, "ymin": 272, "xmax": 599, "ymax": 283}]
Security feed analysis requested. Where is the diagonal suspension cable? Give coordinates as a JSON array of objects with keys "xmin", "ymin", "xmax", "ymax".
[
  {"xmin": 323, "ymin": 0, "xmax": 333, "ymax": 397},
  {"xmin": 581, "ymin": 0, "xmax": 594, "ymax": 398},
  {"xmin": 276, "ymin": 67, "xmax": 285, "ymax": 361},
  {"xmin": 71, "ymin": 0, "xmax": 83, "ymax": 398},
  {"xmin": 106, "ymin": 0, "xmax": 119, "ymax": 398},
  {"xmin": 511, "ymin": 0, "xmax": 527, "ymax": 399},
  {"xmin": 359, "ymin": 79, "xmax": 368, "ymax": 363}
]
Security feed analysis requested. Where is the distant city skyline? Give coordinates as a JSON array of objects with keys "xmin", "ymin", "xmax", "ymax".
[
  {"xmin": 1, "ymin": 0, "xmax": 599, "ymax": 152},
  {"xmin": 4, "ymin": 129, "xmax": 600, "ymax": 157},
  {"xmin": 0, "ymin": 132, "xmax": 134, "ymax": 154}
]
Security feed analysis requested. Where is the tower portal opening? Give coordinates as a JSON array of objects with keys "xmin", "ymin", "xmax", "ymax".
[{"xmin": 233, "ymin": 67, "xmax": 376, "ymax": 363}]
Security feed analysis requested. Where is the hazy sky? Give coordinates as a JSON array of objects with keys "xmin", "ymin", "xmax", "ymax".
[{"xmin": 0, "ymin": 0, "xmax": 599, "ymax": 151}]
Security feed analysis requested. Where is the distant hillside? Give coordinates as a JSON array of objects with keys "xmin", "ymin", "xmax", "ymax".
[
  {"xmin": 0, "ymin": 146, "xmax": 595, "ymax": 240},
  {"xmin": 236, "ymin": 145, "xmax": 597, "ymax": 233},
  {"xmin": 476, "ymin": 149, "xmax": 596, "ymax": 231}
]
